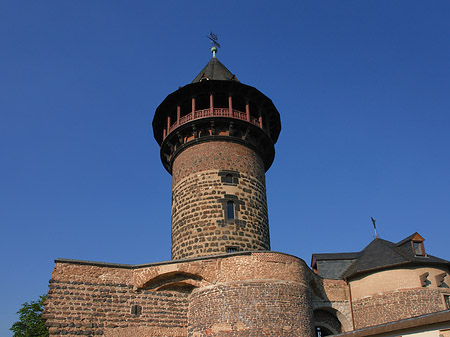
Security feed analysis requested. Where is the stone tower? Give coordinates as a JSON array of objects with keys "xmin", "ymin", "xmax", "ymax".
[{"xmin": 152, "ymin": 49, "xmax": 281, "ymax": 259}]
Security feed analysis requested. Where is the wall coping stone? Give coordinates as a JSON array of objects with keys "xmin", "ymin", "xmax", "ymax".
[
  {"xmin": 335, "ymin": 310, "xmax": 450, "ymax": 337},
  {"xmin": 54, "ymin": 250, "xmax": 305, "ymax": 269}
]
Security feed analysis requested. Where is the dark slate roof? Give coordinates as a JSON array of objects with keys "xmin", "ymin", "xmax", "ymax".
[
  {"xmin": 312, "ymin": 233, "xmax": 450, "ymax": 280},
  {"xmin": 313, "ymin": 252, "xmax": 360, "ymax": 261},
  {"xmin": 192, "ymin": 57, "xmax": 238, "ymax": 83},
  {"xmin": 316, "ymin": 259, "xmax": 357, "ymax": 280}
]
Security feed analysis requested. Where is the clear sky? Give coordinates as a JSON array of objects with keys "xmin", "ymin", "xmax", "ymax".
[{"xmin": 1, "ymin": 1, "xmax": 449, "ymax": 334}]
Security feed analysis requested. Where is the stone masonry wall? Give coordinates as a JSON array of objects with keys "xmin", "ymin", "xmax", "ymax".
[
  {"xmin": 312, "ymin": 279, "xmax": 353, "ymax": 333},
  {"xmin": 353, "ymin": 288, "xmax": 450, "ymax": 329},
  {"xmin": 171, "ymin": 141, "xmax": 269, "ymax": 259},
  {"xmin": 188, "ymin": 280, "xmax": 314, "ymax": 337},
  {"xmin": 44, "ymin": 263, "xmax": 188, "ymax": 337},
  {"xmin": 44, "ymin": 252, "xmax": 315, "ymax": 337},
  {"xmin": 172, "ymin": 141, "xmax": 265, "ymax": 186}
]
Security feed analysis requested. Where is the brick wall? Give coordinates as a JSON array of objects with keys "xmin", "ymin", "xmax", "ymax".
[
  {"xmin": 353, "ymin": 288, "xmax": 450, "ymax": 329},
  {"xmin": 172, "ymin": 141, "xmax": 265, "ymax": 186},
  {"xmin": 44, "ymin": 263, "xmax": 188, "ymax": 336},
  {"xmin": 44, "ymin": 252, "xmax": 315, "ymax": 337},
  {"xmin": 188, "ymin": 280, "xmax": 314, "ymax": 337},
  {"xmin": 313, "ymin": 279, "xmax": 353, "ymax": 332},
  {"xmin": 171, "ymin": 141, "xmax": 269, "ymax": 259}
]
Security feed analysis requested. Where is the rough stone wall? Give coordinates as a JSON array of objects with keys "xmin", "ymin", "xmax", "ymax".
[
  {"xmin": 44, "ymin": 263, "xmax": 188, "ymax": 337},
  {"xmin": 44, "ymin": 252, "xmax": 315, "ymax": 337},
  {"xmin": 171, "ymin": 141, "xmax": 269, "ymax": 259},
  {"xmin": 172, "ymin": 141, "xmax": 265, "ymax": 186},
  {"xmin": 312, "ymin": 279, "xmax": 353, "ymax": 332},
  {"xmin": 352, "ymin": 288, "xmax": 450, "ymax": 329},
  {"xmin": 188, "ymin": 280, "xmax": 314, "ymax": 337}
]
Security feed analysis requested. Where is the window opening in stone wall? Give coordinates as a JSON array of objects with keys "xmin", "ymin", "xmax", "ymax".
[
  {"xmin": 420, "ymin": 272, "xmax": 430, "ymax": 287},
  {"xmin": 444, "ymin": 295, "xmax": 450, "ymax": 310},
  {"xmin": 225, "ymin": 174, "xmax": 233, "ymax": 184},
  {"xmin": 219, "ymin": 171, "xmax": 239, "ymax": 185},
  {"xmin": 227, "ymin": 201, "xmax": 235, "ymax": 220},
  {"xmin": 436, "ymin": 273, "xmax": 447, "ymax": 287},
  {"xmin": 413, "ymin": 241, "xmax": 424, "ymax": 256},
  {"xmin": 130, "ymin": 305, "xmax": 142, "ymax": 316},
  {"xmin": 226, "ymin": 247, "xmax": 238, "ymax": 253}
]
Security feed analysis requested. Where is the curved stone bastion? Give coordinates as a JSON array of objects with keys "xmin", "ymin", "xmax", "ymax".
[{"xmin": 44, "ymin": 251, "xmax": 316, "ymax": 337}]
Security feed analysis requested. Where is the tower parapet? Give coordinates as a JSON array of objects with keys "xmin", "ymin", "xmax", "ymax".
[{"xmin": 153, "ymin": 55, "xmax": 281, "ymax": 259}]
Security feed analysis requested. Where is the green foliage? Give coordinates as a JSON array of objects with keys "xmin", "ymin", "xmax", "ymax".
[{"xmin": 10, "ymin": 295, "xmax": 49, "ymax": 337}]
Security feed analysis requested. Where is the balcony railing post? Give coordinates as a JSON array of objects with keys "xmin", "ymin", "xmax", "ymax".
[
  {"xmin": 228, "ymin": 96, "xmax": 233, "ymax": 116},
  {"xmin": 210, "ymin": 94, "xmax": 214, "ymax": 115},
  {"xmin": 258, "ymin": 109, "xmax": 263, "ymax": 128},
  {"xmin": 246, "ymin": 103, "xmax": 250, "ymax": 122},
  {"xmin": 191, "ymin": 98, "xmax": 195, "ymax": 120},
  {"xmin": 165, "ymin": 105, "xmax": 269, "ymax": 138}
]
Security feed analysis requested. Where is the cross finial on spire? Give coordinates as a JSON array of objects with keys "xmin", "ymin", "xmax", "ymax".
[
  {"xmin": 371, "ymin": 217, "xmax": 378, "ymax": 238},
  {"xmin": 207, "ymin": 32, "xmax": 221, "ymax": 58}
]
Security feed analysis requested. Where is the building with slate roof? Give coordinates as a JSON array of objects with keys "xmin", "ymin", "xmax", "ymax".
[
  {"xmin": 43, "ymin": 49, "xmax": 450, "ymax": 337},
  {"xmin": 312, "ymin": 232, "xmax": 450, "ymax": 334}
]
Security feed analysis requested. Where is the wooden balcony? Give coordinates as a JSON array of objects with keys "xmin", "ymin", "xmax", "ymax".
[{"xmin": 165, "ymin": 108, "xmax": 262, "ymax": 139}]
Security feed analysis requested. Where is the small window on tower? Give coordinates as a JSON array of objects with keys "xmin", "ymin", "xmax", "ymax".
[
  {"xmin": 227, "ymin": 201, "xmax": 235, "ymax": 220},
  {"xmin": 219, "ymin": 171, "xmax": 239, "ymax": 185},
  {"xmin": 226, "ymin": 247, "xmax": 238, "ymax": 253},
  {"xmin": 130, "ymin": 305, "xmax": 142, "ymax": 316}
]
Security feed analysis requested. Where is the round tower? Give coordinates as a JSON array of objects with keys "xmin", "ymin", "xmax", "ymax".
[{"xmin": 152, "ymin": 50, "xmax": 281, "ymax": 260}]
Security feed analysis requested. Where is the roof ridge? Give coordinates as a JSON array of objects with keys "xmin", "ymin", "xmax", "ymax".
[{"xmin": 396, "ymin": 232, "xmax": 420, "ymax": 246}]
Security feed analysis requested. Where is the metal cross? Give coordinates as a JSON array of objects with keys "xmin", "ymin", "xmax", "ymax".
[{"xmin": 207, "ymin": 32, "xmax": 221, "ymax": 48}]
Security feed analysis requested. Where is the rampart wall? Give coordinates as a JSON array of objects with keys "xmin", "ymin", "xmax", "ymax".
[
  {"xmin": 352, "ymin": 288, "xmax": 450, "ymax": 329},
  {"xmin": 44, "ymin": 252, "xmax": 315, "ymax": 337}
]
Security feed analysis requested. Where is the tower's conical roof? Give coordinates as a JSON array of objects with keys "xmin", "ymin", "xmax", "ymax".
[{"xmin": 192, "ymin": 57, "xmax": 238, "ymax": 83}]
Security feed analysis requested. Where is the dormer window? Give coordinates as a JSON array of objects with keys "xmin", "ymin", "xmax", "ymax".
[
  {"xmin": 413, "ymin": 241, "xmax": 425, "ymax": 256},
  {"xmin": 398, "ymin": 232, "xmax": 426, "ymax": 257}
]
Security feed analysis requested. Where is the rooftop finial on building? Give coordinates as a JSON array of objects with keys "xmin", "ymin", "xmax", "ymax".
[
  {"xmin": 207, "ymin": 32, "xmax": 221, "ymax": 58},
  {"xmin": 371, "ymin": 217, "xmax": 378, "ymax": 239}
]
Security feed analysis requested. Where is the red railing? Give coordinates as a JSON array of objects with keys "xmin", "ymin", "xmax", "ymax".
[{"xmin": 166, "ymin": 108, "xmax": 261, "ymax": 136}]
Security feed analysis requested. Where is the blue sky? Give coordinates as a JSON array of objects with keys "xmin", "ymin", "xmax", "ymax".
[{"xmin": 1, "ymin": 1, "xmax": 450, "ymax": 334}]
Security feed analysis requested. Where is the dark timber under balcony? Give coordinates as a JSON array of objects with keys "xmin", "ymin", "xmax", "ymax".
[
  {"xmin": 153, "ymin": 80, "xmax": 281, "ymax": 147},
  {"xmin": 159, "ymin": 117, "xmax": 275, "ymax": 174}
]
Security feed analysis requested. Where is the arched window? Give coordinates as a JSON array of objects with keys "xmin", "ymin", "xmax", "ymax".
[
  {"xmin": 226, "ymin": 201, "xmax": 235, "ymax": 220},
  {"xmin": 313, "ymin": 309, "xmax": 342, "ymax": 336}
]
